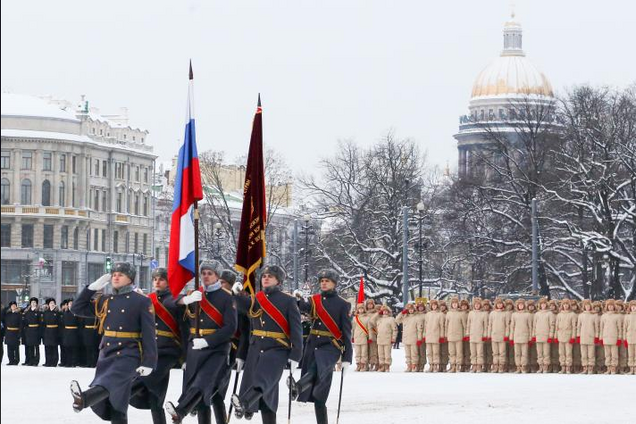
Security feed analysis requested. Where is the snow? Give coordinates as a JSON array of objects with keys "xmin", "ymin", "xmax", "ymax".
[
  {"xmin": 1, "ymin": 346, "xmax": 632, "ymax": 423},
  {"xmin": 1, "ymin": 92, "xmax": 79, "ymax": 122}
]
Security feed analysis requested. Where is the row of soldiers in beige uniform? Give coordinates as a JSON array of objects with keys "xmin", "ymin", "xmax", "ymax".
[{"xmin": 352, "ymin": 297, "xmax": 636, "ymax": 374}]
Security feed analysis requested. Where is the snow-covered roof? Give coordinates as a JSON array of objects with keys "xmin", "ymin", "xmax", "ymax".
[{"xmin": 1, "ymin": 92, "xmax": 79, "ymax": 122}]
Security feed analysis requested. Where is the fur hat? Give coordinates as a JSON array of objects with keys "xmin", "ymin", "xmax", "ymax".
[
  {"xmin": 220, "ymin": 269, "xmax": 237, "ymax": 285},
  {"xmin": 429, "ymin": 299, "xmax": 439, "ymax": 307},
  {"xmin": 538, "ymin": 297, "xmax": 548, "ymax": 306},
  {"xmin": 482, "ymin": 299, "xmax": 492, "ymax": 308},
  {"xmin": 472, "ymin": 297, "xmax": 483, "ymax": 307},
  {"xmin": 449, "ymin": 297, "xmax": 460, "ymax": 307},
  {"xmin": 9, "ymin": 301, "xmax": 17, "ymax": 307},
  {"xmin": 526, "ymin": 300, "xmax": 536, "ymax": 309},
  {"xmin": 604, "ymin": 299, "xmax": 617, "ymax": 311},
  {"xmin": 628, "ymin": 300, "xmax": 636, "ymax": 309},
  {"xmin": 380, "ymin": 305, "xmax": 392, "ymax": 313},
  {"xmin": 260, "ymin": 264, "xmax": 286, "ymax": 284},
  {"xmin": 581, "ymin": 299, "xmax": 593, "ymax": 310},
  {"xmin": 112, "ymin": 262, "xmax": 136, "ymax": 282},
  {"xmin": 460, "ymin": 299, "xmax": 470, "ymax": 308},
  {"xmin": 515, "ymin": 299, "xmax": 526, "ymax": 309},
  {"xmin": 493, "ymin": 298, "xmax": 504, "ymax": 308},
  {"xmin": 317, "ymin": 269, "xmax": 339, "ymax": 284},
  {"xmin": 151, "ymin": 267, "xmax": 168, "ymax": 281},
  {"xmin": 45, "ymin": 298, "xmax": 56, "ymax": 305},
  {"xmin": 29, "ymin": 297, "xmax": 39, "ymax": 304},
  {"xmin": 199, "ymin": 260, "xmax": 222, "ymax": 276}
]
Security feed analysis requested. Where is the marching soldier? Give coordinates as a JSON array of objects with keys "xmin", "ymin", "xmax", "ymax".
[
  {"xmin": 556, "ymin": 299, "xmax": 577, "ymax": 374},
  {"xmin": 424, "ymin": 299, "xmax": 445, "ymax": 372},
  {"xmin": 131, "ymin": 267, "xmax": 186, "ymax": 424},
  {"xmin": 577, "ymin": 299, "xmax": 599, "ymax": 374},
  {"xmin": 444, "ymin": 297, "xmax": 466, "ymax": 373},
  {"xmin": 22, "ymin": 297, "xmax": 42, "ymax": 366},
  {"xmin": 42, "ymin": 298, "xmax": 61, "ymax": 367},
  {"xmin": 415, "ymin": 301, "xmax": 427, "ymax": 372},
  {"xmin": 533, "ymin": 298, "xmax": 555, "ymax": 374},
  {"xmin": 70, "ymin": 262, "xmax": 157, "ymax": 424},
  {"xmin": 375, "ymin": 305, "xmax": 397, "ymax": 372},
  {"xmin": 467, "ymin": 298, "xmax": 489, "ymax": 373},
  {"xmin": 509, "ymin": 299, "xmax": 532, "ymax": 373},
  {"xmin": 62, "ymin": 298, "xmax": 81, "ymax": 367},
  {"xmin": 165, "ymin": 261, "xmax": 237, "ymax": 424},
  {"xmin": 352, "ymin": 303, "xmax": 374, "ymax": 371},
  {"xmin": 231, "ymin": 265, "xmax": 303, "ymax": 424},
  {"xmin": 625, "ymin": 300, "xmax": 636, "ymax": 375},
  {"xmin": 488, "ymin": 298, "xmax": 509, "ymax": 373},
  {"xmin": 289, "ymin": 269, "xmax": 352, "ymax": 424},
  {"xmin": 4, "ymin": 301, "xmax": 22, "ymax": 365},
  {"xmin": 600, "ymin": 299, "xmax": 623, "ymax": 374},
  {"xmin": 396, "ymin": 302, "xmax": 422, "ymax": 372}
]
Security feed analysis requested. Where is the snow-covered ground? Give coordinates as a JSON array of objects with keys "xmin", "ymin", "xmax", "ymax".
[{"xmin": 1, "ymin": 346, "xmax": 633, "ymax": 423}]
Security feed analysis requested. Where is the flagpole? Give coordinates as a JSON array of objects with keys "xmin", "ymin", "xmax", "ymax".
[{"xmin": 194, "ymin": 200, "xmax": 201, "ymax": 337}]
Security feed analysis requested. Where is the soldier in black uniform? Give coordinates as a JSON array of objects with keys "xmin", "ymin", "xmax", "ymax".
[
  {"xmin": 4, "ymin": 301, "xmax": 22, "ymax": 365},
  {"xmin": 1, "ymin": 302, "xmax": 5, "ymax": 362},
  {"xmin": 130, "ymin": 267, "xmax": 185, "ymax": 424},
  {"xmin": 81, "ymin": 313, "xmax": 101, "ymax": 367},
  {"xmin": 70, "ymin": 262, "xmax": 158, "ymax": 424},
  {"xmin": 165, "ymin": 261, "xmax": 237, "ymax": 424},
  {"xmin": 231, "ymin": 265, "xmax": 303, "ymax": 424},
  {"xmin": 22, "ymin": 296, "xmax": 42, "ymax": 366},
  {"xmin": 58, "ymin": 300, "xmax": 69, "ymax": 366},
  {"xmin": 290, "ymin": 269, "xmax": 353, "ymax": 424},
  {"xmin": 42, "ymin": 298, "xmax": 61, "ymax": 367},
  {"xmin": 62, "ymin": 298, "xmax": 81, "ymax": 367}
]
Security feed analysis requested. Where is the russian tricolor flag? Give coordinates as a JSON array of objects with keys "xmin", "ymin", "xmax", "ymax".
[{"xmin": 168, "ymin": 62, "xmax": 203, "ymax": 297}]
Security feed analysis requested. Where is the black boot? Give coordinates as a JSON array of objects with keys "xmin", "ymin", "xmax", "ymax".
[
  {"xmin": 151, "ymin": 407, "xmax": 167, "ymax": 424},
  {"xmin": 287, "ymin": 368, "xmax": 316, "ymax": 401},
  {"xmin": 71, "ymin": 381, "xmax": 109, "ymax": 412},
  {"xmin": 111, "ymin": 409, "xmax": 128, "ymax": 424},
  {"xmin": 211, "ymin": 395, "xmax": 227, "ymax": 424},
  {"xmin": 166, "ymin": 392, "xmax": 203, "ymax": 423},
  {"xmin": 231, "ymin": 388, "xmax": 262, "ymax": 420},
  {"xmin": 314, "ymin": 401, "xmax": 328, "ymax": 424},
  {"xmin": 196, "ymin": 405, "xmax": 212, "ymax": 424},
  {"xmin": 260, "ymin": 406, "xmax": 276, "ymax": 424}
]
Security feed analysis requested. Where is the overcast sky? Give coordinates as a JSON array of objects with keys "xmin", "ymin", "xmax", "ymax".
[{"xmin": 2, "ymin": 0, "xmax": 634, "ymax": 175}]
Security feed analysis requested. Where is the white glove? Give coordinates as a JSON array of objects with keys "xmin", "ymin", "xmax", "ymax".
[
  {"xmin": 192, "ymin": 338, "xmax": 209, "ymax": 350},
  {"xmin": 235, "ymin": 358, "xmax": 245, "ymax": 372},
  {"xmin": 341, "ymin": 362, "xmax": 351, "ymax": 375},
  {"xmin": 182, "ymin": 291, "xmax": 202, "ymax": 305},
  {"xmin": 88, "ymin": 274, "xmax": 111, "ymax": 291},
  {"xmin": 232, "ymin": 282, "xmax": 244, "ymax": 295},
  {"xmin": 288, "ymin": 359, "xmax": 299, "ymax": 375},
  {"xmin": 181, "ymin": 362, "xmax": 187, "ymax": 370},
  {"xmin": 292, "ymin": 289, "xmax": 303, "ymax": 299},
  {"xmin": 136, "ymin": 366, "xmax": 152, "ymax": 376}
]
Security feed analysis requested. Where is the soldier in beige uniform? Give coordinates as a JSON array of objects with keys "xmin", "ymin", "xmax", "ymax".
[
  {"xmin": 395, "ymin": 303, "xmax": 422, "ymax": 372},
  {"xmin": 504, "ymin": 299, "xmax": 515, "ymax": 371},
  {"xmin": 526, "ymin": 300, "xmax": 538, "ymax": 372},
  {"xmin": 481, "ymin": 299, "xmax": 493, "ymax": 372},
  {"xmin": 600, "ymin": 299, "xmax": 623, "ymax": 374},
  {"xmin": 548, "ymin": 300, "xmax": 560, "ymax": 372},
  {"xmin": 509, "ymin": 299, "xmax": 533, "ymax": 373},
  {"xmin": 556, "ymin": 300, "xmax": 578, "ymax": 374},
  {"xmin": 375, "ymin": 305, "xmax": 397, "ymax": 372},
  {"xmin": 488, "ymin": 298, "xmax": 509, "ymax": 373},
  {"xmin": 352, "ymin": 303, "xmax": 375, "ymax": 371},
  {"xmin": 532, "ymin": 298, "xmax": 555, "ymax": 373},
  {"xmin": 467, "ymin": 298, "xmax": 489, "ymax": 372},
  {"xmin": 424, "ymin": 300, "xmax": 445, "ymax": 372},
  {"xmin": 444, "ymin": 297, "xmax": 466, "ymax": 373},
  {"xmin": 364, "ymin": 300, "xmax": 379, "ymax": 371},
  {"xmin": 571, "ymin": 300, "xmax": 582, "ymax": 373},
  {"xmin": 577, "ymin": 299, "xmax": 599, "ymax": 374},
  {"xmin": 593, "ymin": 301, "xmax": 605, "ymax": 373},
  {"xmin": 415, "ymin": 302, "xmax": 427, "ymax": 372},
  {"xmin": 439, "ymin": 301, "xmax": 449, "ymax": 371},
  {"xmin": 616, "ymin": 301, "xmax": 628, "ymax": 373},
  {"xmin": 625, "ymin": 300, "xmax": 636, "ymax": 375}
]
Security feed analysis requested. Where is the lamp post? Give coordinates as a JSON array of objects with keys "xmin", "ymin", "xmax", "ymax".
[
  {"xmin": 416, "ymin": 201, "xmax": 424, "ymax": 299},
  {"xmin": 300, "ymin": 214, "xmax": 312, "ymax": 285},
  {"xmin": 213, "ymin": 222, "xmax": 223, "ymax": 260}
]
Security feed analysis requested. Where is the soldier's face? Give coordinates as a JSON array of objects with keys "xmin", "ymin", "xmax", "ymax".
[
  {"xmin": 584, "ymin": 304, "xmax": 592, "ymax": 312},
  {"xmin": 48, "ymin": 301, "xmax": 56, "ymax": 309},
  {"xmin": 320, "ymin": 278, "xmax": 336, "ymax": 292},
  {"xmin": 631, "ymin": 305, "xmax": 636, "ymax": 312},
  {"xmin": 431, "ymin": 303, "xmax": 438, "ymax": 310},
  {"xmin": 474, "ymin": 303, "xmax": 481, "ymax": 310},
  {"xmin": 153, "ymin": 277, "xmax": 169, "ymax": 291},
  {"xmin": 496, "ymin": 303, "xmax": 504, "ymax": 310},
  {"xmin": 357, "ymin": 307, "xmax": 365, "ymax": 314},
  {"xmin": 451, "ymin": 302, "xmax": 459, "ymax": 309},
  {"xmin": 11, "ymin": 304, "xmax": 17, "ymax": 312},
  {"xmin": 201, "ymin": 270, "xmax": 219, "ymax": 285},
  {"xmin": 67, "ymin": 301, "xmax": 73, "ymax": 308},
  {"xmin": 517, "ymin": 304, "xmax": 525, "ymax": 311},
  {"xmin": 30, "ymin": 300, "xmax": 37, "ymax": 308},
  {"xmin": 607, "ymin": 304, "xmax": 615, "ymax": 312},
  {"xmin": 540, "ymin": 303, "xmax": 547, "ymax": 310},
  {"xmin": 261, "ymin": 273, "xmax": 278, "ymax": 288},
  {"xmin": 112, "ymin": 272, "xmax": 132, "ymax": 289},
  {"xmin": 563, "ymin": 303, "xmax": 570, "ymax": 311}
]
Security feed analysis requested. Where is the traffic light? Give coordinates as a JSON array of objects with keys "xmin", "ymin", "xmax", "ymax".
[{"xmin": 105, "ymin": 257, "xmax": 113, "ymax": 273}]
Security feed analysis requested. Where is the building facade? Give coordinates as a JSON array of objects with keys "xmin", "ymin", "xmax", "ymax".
[{"xmin": 1, "ymin": 93, "xmax": 157, "ymax": 304}]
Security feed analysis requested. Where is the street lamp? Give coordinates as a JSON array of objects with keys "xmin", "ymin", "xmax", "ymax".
[
  {"xmin": 213, "ymin": 222, "xmax": 223, "ymax": 260},
  {"xmin": 300, "ymin": 214, "xmax": 313, "ymax": 286},
  {"xmin": 416, "ymin": 201, "xmax": 425, "ymax": 299}
]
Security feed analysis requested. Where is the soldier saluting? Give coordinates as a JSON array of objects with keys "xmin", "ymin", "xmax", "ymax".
[
  {"xmin": 231, "ymin": 265, "xmax": 303, "ymax": 424},
  {"xmin": 165, "ymin": 260, "xmax": 237, "ymax": 424},
  {"xmin": 290, "ymin": 269, "xmax": 352, "ymax": 424},
  {"xmin": 130, "ymin": 267, "xmax": 186, "ymax": 424},
  {"xmin": 70, "ymin": 262, "xmax": 158, "ymax": 424}
]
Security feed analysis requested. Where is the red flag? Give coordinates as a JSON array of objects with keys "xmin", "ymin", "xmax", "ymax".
[
  {"xmin": 357, "ymin": 275, "xmax": 365, "ymax": 304},
  {"xmin": 234, "ymin": 95, "xmax": 266, "ymax": 294}
]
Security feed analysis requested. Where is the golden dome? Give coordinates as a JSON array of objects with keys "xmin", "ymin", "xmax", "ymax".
[{"xmin": 471, "ymin": 55, "xmax": 553, "ymax": 98}]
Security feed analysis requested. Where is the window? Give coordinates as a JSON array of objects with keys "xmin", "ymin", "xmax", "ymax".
[
  {"xmin": 1, "ymin": 151, "xmax": 10, "ymax": 169},
  {"xmin": 93, "ymin": 189, "xmax": 99, "ymax": 211},
  {"xmin": 127, "ymin": 190, "xmax": 131, "ymax": 212},
  {"xmin": 125, "ymin": 232, "xmax": 130, "ymax": 253},
  {"xmin": 72, "ymin": 156, "xmax": 77, "ymax": 174},
  {"xmin": 43, "ymin": 152, "xmax": 52, "ymax": 171},
  {"xmin": 21, "ymin": 151, "xmax": 33, "ymax": 169},
  {"xmin": 21, "ymin": 224, "xmax": 34, "ymax": 247},
  {"xmin": 127, "ymin": 164, "xmax": 130, "ymax": 180},
  {"xmin": 95, "ymin": 159, "xmax": 100, "ymax": 176},
  {"xmin": 1, "ymin": 178, "xmax": 10, "ymax": 205},
  {"xmin": 134, "ymin": 193, "xmax": 139, "ymax": 215},
  {"xmin": 93, "ymin": 228, "xmax": 99, "ymax": 251},
  {"xmin": 1, "ymin": 224, "xmax": 10, "ymax": 247},
  {"xmin": 144, "ymin": 168, "xmax": 148, "ymax": 183},
  {"xmin": 58, "ymin": 181, "xmax": 66, "ymax": 207},
  {"xmin": 59, "ymin": 154, "xmax": 66, "ymax": 172},
  {"xmin": 73, "ymin": 227, "xmax": 79, "ymax": 250},
  {"xmin": 116, "ymin": 191, "xmax": 122, "ymax": 213},
  {"xmin": 61, "ymin": 226, "xmax": 69, "ymax": 249},
  {"xmin": 61, "ymin": 261, "xmax": 78, "ymax": 286},
  {"xmin": 113, "ymin": 230, "xmax": 119, "ymax": 253},
  {"xmin": 143, "ymin": 233, "xmax": 148, "ymax": 255},
  {"xmin": 21, "ymin": 179, "xmax": 32, "ymax": 205},
  {"xmin": 41, "ymin": 180, "xmax": 51, "ymax": 206},
  {"xmin": 135, "ymin": 166, "xmax": 140, "ymax": 182},
  {"xmin": 72, "ymin": 182, "xmax": 76, "ymax": 207},
  {"xmin": 142, "ymin": 195, "xmax": 148, "ymax": 216},
  {"xmin": 102, "ymin": 160, "xmax": 107, "ymax": 177},
  {"xmin": 102, "ymin": 191, "xmax": 107, "ymax": 212},
  {"xmin": 134, "ymin": 232, "xmax": 139, "ymax": 253},
  {"xmin": 43, "ymin": 224, "xmax": 54, "ymax": 248},
  {"xmin": 86, "ymin": 229, "xmax": 91, "ymax": 251},
  {"xmin": 101, "ymin": 229, "xmax": 106, "ymax": 252},
  {"xmin": 0, "ymin": 260, "xmax": 30, "ymax": 284}
]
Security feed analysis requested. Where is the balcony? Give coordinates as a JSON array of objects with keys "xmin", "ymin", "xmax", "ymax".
[{"xmin": 0, "ymin": 205, "xmax": 91, "ymax": 219}]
